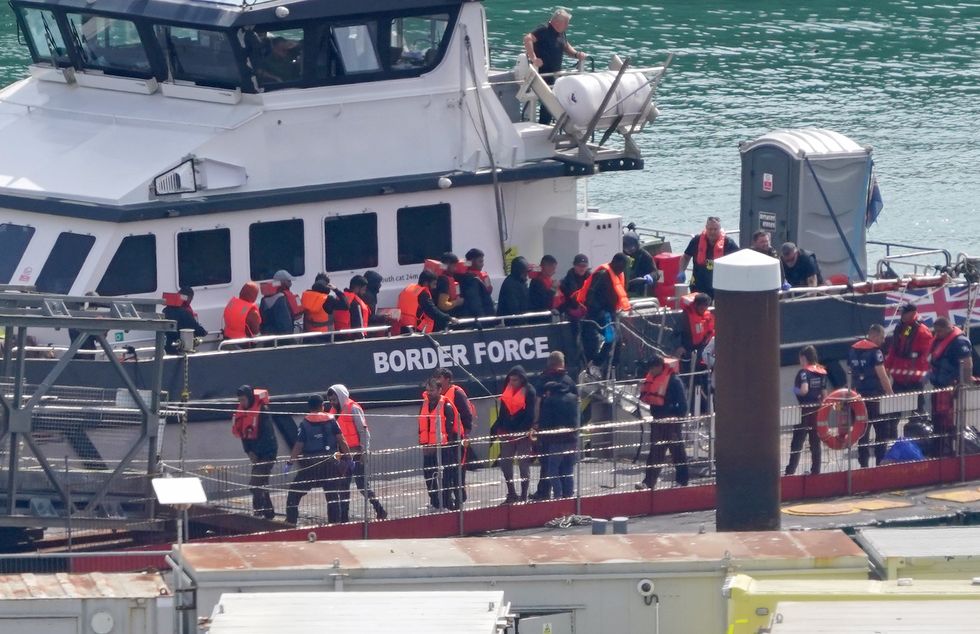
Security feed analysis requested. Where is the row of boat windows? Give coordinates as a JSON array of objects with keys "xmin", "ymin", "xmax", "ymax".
[
  {"xmin": 15, "ymin": 6, "xmax": 453, "ymax": 91},
  {"xmin": 0, "ymin": 204, "xmax": 452, "ymax": 296}
]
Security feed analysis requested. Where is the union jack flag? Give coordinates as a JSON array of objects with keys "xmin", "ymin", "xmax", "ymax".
[{"xmin": 885, "ymin": 285, "xmax": 980, "ymax": 328}]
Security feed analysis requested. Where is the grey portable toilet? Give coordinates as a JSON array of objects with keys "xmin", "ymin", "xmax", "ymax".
[{"xmin": 739, "ymin": 128, "xmax": 874, "ymax": 281}]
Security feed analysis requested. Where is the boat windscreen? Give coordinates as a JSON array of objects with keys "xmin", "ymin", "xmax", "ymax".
[
  {"xmin": 155, "ymin": 25, "xmax": 243, "ymax": 88},
  {"xmin": 17, "ymin": 7, "xmax": 70, "ymax": 66},
  {"xmin": 64, "ymin": 13, "xmax": 153, "ymax": 78}
]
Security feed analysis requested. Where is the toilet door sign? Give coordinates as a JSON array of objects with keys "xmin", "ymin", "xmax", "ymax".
[{"xmin": 762, "ymin": 172, "xmax": 773, "ymax": 193}]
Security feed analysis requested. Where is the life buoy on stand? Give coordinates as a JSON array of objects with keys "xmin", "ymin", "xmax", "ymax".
[{"xmin": 815, "ymin": 388, "xmax": 868, "ymax": 450}]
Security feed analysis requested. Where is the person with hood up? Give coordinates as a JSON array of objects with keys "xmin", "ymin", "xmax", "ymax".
[
  {"xmin": 326, "ymin": 384, "xmax": 387, "ymax": 520},
  {"xmin": 231, "ymin": 385, "xmax": 279, "ymax": 519},
  {"xmin": 223, "ymin": 282, "xmax": 262, "ymax": 345},
  {"xmin": 300, "ymin": 274, "xmax": 332, "ymax": 333},
  {"xmin": 162, "ymin": 286, "xmax": 208, "ymax": 354},
  {"xmin": 363, "ymin": 270, "xmax": 388, "ymax": 327},
  {"xmin": 533, "ymin": 379, "xmax": 579, "ymax": 499},
  {"xmin": 457, "ymin": 248, "xmax": 495, "ymax": 318},
  {"xmin": 623, "ymin": 230, "xmax": 659, "ymax": 297},
  {"xmin": 497, "ymin": 256, "xmax": 530, "ymax": 318},
  {"xmin": 494, "ymin": 365, "xmax": 537, "ymax": 503},
  {"xmin": 260, "ymin": 271, "xmax": 296, "ymax": 336},
  {"xmin": 284, "ymin": 394, "xmax": 350, "ymax": 525}
]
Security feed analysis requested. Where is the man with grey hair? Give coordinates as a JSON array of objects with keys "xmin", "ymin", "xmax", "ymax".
[{"xmin": 523, "ymin": 8, "xmax": 588, "ymax": 124}]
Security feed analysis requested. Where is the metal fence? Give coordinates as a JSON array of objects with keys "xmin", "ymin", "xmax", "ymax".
[{"xmin": 151, "ymin": 382, "xmax": 980, "ymax": 531}]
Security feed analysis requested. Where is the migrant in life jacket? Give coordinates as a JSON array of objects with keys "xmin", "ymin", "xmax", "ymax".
[
  {"xmin": 418, "ymin": 393, "xmax": 461, "ymax": 446},
  {"xmin": 232, "ymin": 389, "xmax": 270, "ymax": 439},
  {"xmin": 639, "ymin": 359, "xmax": 680, "ymax": 408},
  {"xmin": 680, "ymin": 293, "xmax": 715, "ymax": 348},
  {"xmin": 300, "ymin": 290, "xmax": 330, "ymax": 332},
  {"xmin": 443, "ymin": 384, "xmax": 477, "ymax": 434},
  {"xmin": 573, "ymin": 263, "xmax": 631, "ymax": 312},
  {"xmin": 397, "ymin": 284, "xmax": 435, "ymax": 333},
  {"xmin": 329, "ymin": 399, "xmax": 363, "ymax": 449},
  {"xmin": 333, "ymin": 291, "xmax": 369, "ymax": 334},
  {"xmin": 223, "ymin": 297, "xmax": 261, "ymax": 339}
]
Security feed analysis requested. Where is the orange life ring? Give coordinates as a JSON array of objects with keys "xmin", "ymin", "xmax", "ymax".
[{"xmin": 815, "ymin": 389, "xmax": 868, "ymax": 450}]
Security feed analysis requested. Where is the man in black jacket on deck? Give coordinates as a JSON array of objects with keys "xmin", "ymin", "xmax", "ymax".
[{"xmin": 497, "ymin": 256, "xmax": 530, "ymax": 319}]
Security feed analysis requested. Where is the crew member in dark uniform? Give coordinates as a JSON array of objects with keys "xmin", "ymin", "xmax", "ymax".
[
  {"xmin": 284, "ymin": 394, "xmax": 350, "ymax": 525},
  {"xmin": 849, "ymin": 324, "xmax": 895, "ymax": 467},
  {"xmin": 929, "ymin": 317, "xmax": 974, "ymax": 456},
  {"xmin": 523, "ymin": 8, "xmax": 587, "ymax": 124},
  {"xmin": 623, "ymin": 230, "xmax": 659, "ymax": 296},
  {"xmin": 678, "ymin": 216, "xmax": 738, "ymax": 298},
  {"xmin": 786, "ymin": 345, "xmax": 827, "ymax": 475},
  {"xmin": 780, "ymin": 242, "xmax": 820, "ymax": 287}
]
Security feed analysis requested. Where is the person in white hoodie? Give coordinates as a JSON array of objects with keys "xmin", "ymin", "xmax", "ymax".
[{"xmin": 326, "ymin": 384, "xmax": 387, "ymax": 520}]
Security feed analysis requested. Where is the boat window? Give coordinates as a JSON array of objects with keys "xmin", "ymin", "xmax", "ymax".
[
  {"xmin": 35, "ymin": 232, "xmax": 96, "ymax": 295},
  {"xmin": 396, "ymin": 204, "xmax": 451, "ymax": 265},
  {"xmin": 249, "ymin": 219, "xmax": 305, "ymax": 280},
  {"xmin": 0, "ymin": 223, "xmax": 36, "ymax": 285},
  {"xmin": 177, "ymin": 228, "xmax": 231, "ymax": 288},
  {"xmin": 65, "ymin": 13, "xmax": 152, "ymax": 77},
  {"xmin": 96, "ymin": 234, "xmax": 157, "ymax": 296},
  {"xmin": 324, "ymin": 214, "xmax": 378, "ymax": 272},
  {"xmin": 154, "ymin": 25, "xmax": 241, "ymax": 88},
  {"xmin": 390, "ymin": 14, "xmax": 448, "ymax": 70},
  {"xmin": 331, "ymin": 23, "xmax": 380, "ymax": 74},
  {"xmin": 17, "ymin": 7, "xmax": 70, "ymax": 66},
  {"xmin": 248, "ymin": 28, "xmax": 304, "ymax": 89}
]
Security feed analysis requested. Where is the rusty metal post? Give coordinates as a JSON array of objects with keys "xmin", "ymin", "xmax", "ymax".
[{"xmin": 713, "ymin": 250, "xmax": 782, "ymax": 531}]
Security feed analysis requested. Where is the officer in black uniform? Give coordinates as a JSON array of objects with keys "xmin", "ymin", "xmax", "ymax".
[
  {"xmin": 786, "ymin": 345, "xmax": 827, "ymax": 475},
  {"xmin": 849, "ymin": 324, "xmax": 895, "ymax": 467},
  {"xmin": 284, "ymin": 395, "xmax": 350, "ymax": 525}
]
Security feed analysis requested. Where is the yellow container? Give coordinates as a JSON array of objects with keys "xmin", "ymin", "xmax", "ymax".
[{"xmin": 725, "ymin": 573, "xmax": 980, "ymax": 634}]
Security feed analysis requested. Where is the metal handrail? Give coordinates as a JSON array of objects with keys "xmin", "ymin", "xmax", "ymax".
[
  {"xmin": 876, "ymin": 249, "xmax": 952, "ymax": 277},
  {"xmin": 450, "ymin": 311, "xmax": 555, "ymax": 327},
  {"xmin": 218, "ymin": 325, "xmax": 392, "ymax": 350},
  {"xmin": 868, "ymin": 239, "xmax": 948, "ymax": 257}
]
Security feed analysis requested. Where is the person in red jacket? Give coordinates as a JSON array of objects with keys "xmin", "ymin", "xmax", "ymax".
[{"xmin": 884, "ymin": 303, "xmax": 933, "ymax": 416}]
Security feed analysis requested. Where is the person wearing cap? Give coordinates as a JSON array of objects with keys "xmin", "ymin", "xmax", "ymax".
[
  {"xmin": 779, "ymin": 242, "xmax": 819, "ymax": 288},
  {"xmin": 623, "ymin": 231, "xmax": 659, "ymax": 297},
  {"xmin": 274, "ymin": 269, "xmax": 303, "ymax": 321},
  {"xmin": 928, "ymin": 317, "xmax": 973, "ymax": 456},
  {"xmin": 457, "ymin": 248, "xmax": 495, "ymax": 318},
  {"xmin": 284, "ymin": 394, "xmax": 350, "ymax": 525},
  {"xmin": 162, "ymin": 286, "xmax": 208, "ymax": 354},
  {"xmin": 884, "ymin": 302, "xmax": 933, "ymax": 415},
  {"xmin": 232, "ymin": 385, "xmax": 279, "ymax": 519},
  {"xmin": 260, "ymin": 271, "xmax": 297, "ymax": 336},
  {"xmin": 678, "ymin": 216, "xmax": 738, "ymax": 298},
  {"xmin": 574, "ymin": 252, "xmax": 631, "ymax": 367},
  {"xmin": 559, "ymin": 253, "xmax": 590, "ymax": 318}
]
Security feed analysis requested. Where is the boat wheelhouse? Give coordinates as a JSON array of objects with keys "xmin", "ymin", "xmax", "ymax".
[{"xmin": 1, "ymin": 0, "xmax": 663, "ymax": 339}]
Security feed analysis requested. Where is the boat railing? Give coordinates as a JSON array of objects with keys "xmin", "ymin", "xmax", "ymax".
[
  {"xmin": 875, "ymin": 248, "xmax": 952, "ymax": 278},
  {"xmin": 217, "ymin": 325, "xmax": 393, "ymax": 350},
  {"xmin": 450, "ymin": 311, "xmax": 558, "ymax": 328}
]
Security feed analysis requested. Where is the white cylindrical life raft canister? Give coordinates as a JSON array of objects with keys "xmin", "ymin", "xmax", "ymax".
[{"xmin": 553, "ymin": 70, "xmax": 653, "ymax": 129}]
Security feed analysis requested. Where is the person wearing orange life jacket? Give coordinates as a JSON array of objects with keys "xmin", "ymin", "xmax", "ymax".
[
  {"xmin": 330, "ymin": 276, "xmax": 371, "ymax": 339},
  {"xmin": 326, "ymin": 384, "xmax": 387, "ymax": 521},
  {"xmin": 558, "ymin": 253, "xmax": 590, "ymax": 319},
  {"xmin": 434, "ymin": 368, "xmax": 478, "ymax": 499},
  {"xmin": 457, "ymin": 247, "xmax": 495, "ymax": 318},
  {"xmin": 300, "ymin": 273, "xmax": 332, "ymax": 333},
  {"xmin": 494, "ymin": 365, "xmax": 537, "ymax": 503},
  {"xmin": 223, "ymin": 282, "xmax": 262, "ymax": 345},
  {"xmin": 635, "ymin": 354, "xmax": 689, "ymax": 490},
  {"xmin": 260, "ymin": 272, "xmax": 296, "ymax": 337},
  {"xmin": 576, "ymin": 252, "xmax": 631, "ymax": 368},
  {"xmin": 398, "ymin": 270, "xmax": 456, "ymax": 334},
  {"xmin": 674, "ymin": 292, "xmax": 715, "ymax": 411},
  {"xmin": 929, "ymin": 317, "xmax": 974, "ymax": 456},
  {"xmin": 677, "ymin": 216, "xmax": 739, "ymax": 298},
  {"xmin": 884, "ymin": 302, "xmax": 933, "ymax": 415},
  {"xmin": 418, "ymin": 378, "xmax": 463, "ymax": 510},
  {"xmin": 528, "ymin": 254, "xmax": 561, "ymax": 313},
  {"xmin": 232, "ymin": 385, "xmax": 279, "ymax": 519},
  {"xmin": 436, "ymin": 252, "xmax": 465, "ymax": 315},
  {"xmin": 162, "ymin": 286, "xmax": 208, "ymax": 354},
  {"xmin": 273, "ymin": 269, "xmax": 303, "ymax": 322},
  {"xmin": 785, "ymin": 345, "xmax": 828, "ymax": 476},
  {"xmin": 283, "ymin": 394, "xmax": 350, "ymax": 525},
  {"xmin": 849, "ymin": 324, "xmax": 895, "ymax": 468}
]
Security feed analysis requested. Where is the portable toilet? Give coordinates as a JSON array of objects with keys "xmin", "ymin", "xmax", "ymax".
[{"xmin": 738, "ymin": 128, "xmax": 875, "ymax": 282}]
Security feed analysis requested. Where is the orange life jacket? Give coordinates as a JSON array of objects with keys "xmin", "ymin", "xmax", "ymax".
[
  {"xmin": 283, "ymin": 288, "xmax": 303, "ymax": 319},
  {"xmin": 804, "ymin": 364, "xmax": 828, "ymax": 376},
  {"xmin": 231, "ymin": 389, "xmax": 270, "ymax": 440},
  {"xmin": 499, "ymin": 383, "xmax": 527, "ymax": 416},
  {"xmin": 439, "ymin": 273, "xmax": 460, "ymax": 301},
  {"xmin": 639, "ymin": 361, "xmax": 679, "ymax": 408},
  {"xmin": 695, "ymin": 231, "xmax": 726, "ymax": 266},
  {"xmin": 443, "ymin": 384, "xmax": 476, "ymax": 435},
  {"xmin": 223, "ymin": 297, "xmax": 261, "ymax": 340},
  {"xmin": 573, "ymin": 263, "xmax": 631, "ymax": 312},
  {"xmin": 328, "ymin": 399, "xmax": 363, "ymax": 449},
  {"xmin": 418, "ymin": 393, "xmax": 461, "ymax": 446},
  {"xmin": 681, "ymin": 299, "xmax": 715, "ymax": 347},
  {"xmin": 397, "ymin": 283, "xmax": 435, "ymax": 334},
  {"xmin": 470, "ymin": 268, "xmax": 492, "ymax": 293},
  {"xmin": 333, "ymin": 291, "xmax": 369, "ymax": 333},
  {"xmin": 885, "ymin": 320, "xmax": 933, "ymax": 385},
  {"xmin": 300, "ymin": 290, "xmax": 330, "ymax": 332}
]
